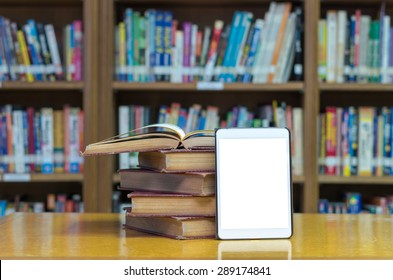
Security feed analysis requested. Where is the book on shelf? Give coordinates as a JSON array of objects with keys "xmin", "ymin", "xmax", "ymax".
[
  {"xmin": 318, "ymin": 3, "xmax": 393, "ymax": 84},
  {"xmin": 81, "ymin": 123, "xmax": 215, "ymax": 156},
  {"xmin": 126, "ymin": 191, "xmax": 215, "ymax": 217},
  {"xmin": 138, "ymin": 149, "xmax": 215, "ymax": 173},
  {"xmin": 118, "ymin": 169, "xmax": 215, "ymax": 196},
  {"xmin": 124, "ymin": 214, "xmax": 215, "ymax": 239},
  {"xmin": 318, "ymin": 105, "xmax": 393, "ymax": 177},
  {"xmin": 0, "ymin": 104, "xmax": 84, "ymax": 174},
  {"xmin": 114, "ymin": 2, "xmax": 303, "ymax": 84},
  {"xmin": 0, "ymin": 15, "xmax": 82, "ymax": 82}
]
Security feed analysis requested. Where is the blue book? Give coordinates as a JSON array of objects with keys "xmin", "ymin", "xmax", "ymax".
[
  {"xmin": 348, "ymin": 106, "xmax": 358, "ymax": 175},
  {"xmin": 382, "ymin": 107, "xmax": 391, "ymax": 175},
  {"xmin": 0, "ymin": 106, "xmax": 6, "ymax": 173},
  {"xmin": 0, "ymin": 200, "xmax": 7, "ymax": 217},
  {"xmin": 33, "ymin": 111, "xmax": 42, "ymax": 173},
  {"xmin": 146, "ymin": 9, "xmax": 156, "ymax": 82},
  {"xmin": 372, "ymin": 108, "xmax": 379, "ymax": 175},
  {"xmin": 155, "ymin": 10, "xmax": 165, "ymax": 82},
  {"xmin": 348, "ymin": 16, "xmax": 356, "ymax": 82},
  {"xmin": 243, "ymin": 19, "xmax": 263, "ymax": 83},
  {"xmin": 0, "ymin": 17, "xmax": 14, "ymax": 81},
  {"xmin": 163, "ymin": 11, "xmax": 173, "ymax": 82},
  {"xmin": 227, "ymin": 12, "xmax": 252, "ymax": 82},
  {"xmin": 27, "ymin": 19, "xmax": 45, "ymax": 81},
  {"xmin": 23, "ymin": 24, "xmax": 43, "ymax": 81},
  {"xmin": 22, "ymin": 110, "xmax": 29, "ymax": 173},
  {"xmin": 219, "ymin": 11, "xmax": 243, "ymax": 82},
  {"xmin": 125, "ymin": 8, "xmax": 134, "ymax": 82}
]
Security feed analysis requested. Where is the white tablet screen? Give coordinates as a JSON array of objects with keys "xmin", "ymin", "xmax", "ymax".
[{"xmin": 216, "ymin": 128, "xmax": 292, "ymax": 239}]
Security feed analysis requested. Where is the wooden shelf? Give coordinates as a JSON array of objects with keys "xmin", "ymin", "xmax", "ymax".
[
  {"xmin": 319, "ymin": 175, "xmax": 393, "ymax": 185},
  {"xmin": 113, "ymin": 81, "xmax": 304, "ymax": 92},
  {"xmin": 0, "ymin": 81, "xmax": 84, "ymax": 91},
  {"xmin": 0, "ymin": 173, "xmax": 83, "ymax": 183},
  {"xmin": 319, "ymin": 83, "xmax": 393, "ymax": 92}
]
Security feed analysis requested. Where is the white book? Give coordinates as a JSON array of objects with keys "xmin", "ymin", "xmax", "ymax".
[
  {"xmin": 326, "ymin": 10, "xmax": 337, "ymax": 82},
  {"xmin": 358, "ymin": 15, "xmax": 370, "ymax": 82},
  {"xmin": 253, "ymin": 2, "xmax": 277, "ymax": 83},
  {"xmin": 118, "ymin": 106, "xmax": 130, "ymax": 169},
  {"xmin": 171, "ymin": 30, "xmax": 183, "ymax": 83},
  {"xmin": 12, "ymin": 110, "xmax": 25, "ymax": 173},
  {"xmin": 274, "ymin": 13, "xmax": 296, "ymax": 83},
  {"xmin": 336, "ymin": 11, "xmax": 347, "ymax": 83},
  {"xmin": 381, "ymin": 15, "xmax": 391, "ymax": 84},
  {"xmin": 45, "ymin": 24, "xmax": 63, "ymax": 78},
  {"xmin": 68, "ymin": 108, "xmax": 80, "ymax": 173},
  {"xmin": 259, "ymin": 3, "xmax": 284, "ymax": 83},
  {"xmin": 41, "ymin": 108, "xmax": 54, "ymax": 174},
  {"xmin": 293, "ymin": 107, "xmax": 303, "ymax": 176},
  {"xmin": 358, "ymin": 107, "xmax": 374, "ymax": 176}
]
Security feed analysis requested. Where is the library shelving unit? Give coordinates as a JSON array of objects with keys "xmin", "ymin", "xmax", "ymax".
[
  {"xmin": 96, "ymin": 0, "xmax": 317, "ymax": 213},
  {"xmin": 0, "ymin": 0, "xmax": 101, "ymax": 212},
  {"xmin": 318, "ymin": 0, "xmax": 393, "ymax": 211}
]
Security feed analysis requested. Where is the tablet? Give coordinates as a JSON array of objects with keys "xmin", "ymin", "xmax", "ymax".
[{"xmin": 215, "ymin": 127, "xmax": 293, "ymax": 239}]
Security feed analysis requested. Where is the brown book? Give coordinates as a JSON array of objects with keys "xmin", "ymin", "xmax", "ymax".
[
  {"xmin": 81, "ymin": 123, "xmax": 214, "ymax": 156},
  {"xmin": 127, "ymin": 192, "xmax": 216, "ymax": 216},
  {"xmin": 118, "ymin": 169, "xmax": 215, "ymax": 195},
  {"xmin": 138, "ymin": 149, "xmax": 215, "ymax": 172},
  {"xmin": 124, "ymin": 215, "xmax": 215, "ymax": 239}
]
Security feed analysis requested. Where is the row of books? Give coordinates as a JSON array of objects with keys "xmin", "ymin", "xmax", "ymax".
[
  {"xmin": 0, "ymin": 16, "xmax": 82, "ymax": 82},
  {"xmin": 0, "ymin": 105, "xmax": 84, "ymax": 174},
  {"xmin": 114, "ymin": 2, "xmax": 303, "ymax": 83},
  {"xmin": 318, "ymin": 193, "xmax": 393, "ymax": 214},
  {"xmin": 0, "ymin": 193, "xmax": 83, "ymax": 217},
  {"xmin": 319, "ymin": 106, "xmax": 393, "ymax": 177},
  {"xmin": 117, "ymin": 102, "xmax": 303, "ymax": 175},
  {"xmin": 318, "ymin": 4, "xmax": 393, "ymax": 83}
]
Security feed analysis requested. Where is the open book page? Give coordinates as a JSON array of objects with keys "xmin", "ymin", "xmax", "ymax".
[{"xmin": 81, "ymin": 123, "xmax": 215, "ymax": 156}]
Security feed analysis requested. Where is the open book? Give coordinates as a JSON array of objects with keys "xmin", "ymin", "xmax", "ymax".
[{"xmin": 81, "ymin": 123, "xmax": 215, "ymax": 156}]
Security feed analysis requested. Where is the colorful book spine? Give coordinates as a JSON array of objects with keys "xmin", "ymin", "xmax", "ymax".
[
  {"xmin": 125, "ymin": 8, "xmax": 134, "ymax": 82},
  {"xmin": 341, "ymin": 108, "xmax": 350, "ymax": 176},
  {"xmin": 182, "ymin": 21, "xmax": 192, "ymax": 83},
  {"xmin": 293, "ymin": 7, "xmax": 303, "ymax": 81},
  {"xmin": 73, "ymin": 20, "xmax": 83, "ymax": 81},
  {"xmin": 348, "ymin": 106, "xmax": 358, "ymax": 175},
  {"xmin": 53, "ymin": 110, "xmax": 64, "ymax": 173},
  {"xmin": 163, "ymin": 11, "xmax": 173, "ymax": 82},
  {"xmin": 45, "ymin": 24, "xmax": 63, "ymax": 80},
  {"xmin": 17, "ymin": 30, "xmax": 34, "ymax": 82},
  {"xmin": 358, "ymin": 107, "xmax": 374, "ymax": 176},
  {"xmin": 40, "ymin": 108, "xmax": 54, "ymax": 174}
]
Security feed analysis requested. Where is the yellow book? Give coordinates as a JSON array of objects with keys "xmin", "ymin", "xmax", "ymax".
[
  {"xmin": 17, "ymin": 30, "xmax": 34, "ymax": 82},
  {"xmin": 119, "ymin": 22, "xmax": 126, "ymax": 79},
  {"xmin": 53, "ymin": 110, "xmax": 64, "ymax": 173},
  {"xmin": 318, "ymin": 19, "xmax": 327, "ymax": 82}
]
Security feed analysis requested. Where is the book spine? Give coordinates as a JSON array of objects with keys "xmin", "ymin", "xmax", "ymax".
[
  {"xmin": 0, "ymin": 17, "xmax": 16, "ymax": 81},
  {"xmin": 326, "ymin": 10, "xmax": 337, "ymax": 83},
  {"xmin": 348, "ymin": 106, "xmax": 358, "ymax": 175},
  {"xmin": 78, "ymin": 110, "xmax": 84, "ymax": 173},
  {"xmin": 348, "ymin": 15, "xmax": 356, "ymax": 82},
  {"xmin": 12, "ymin": 109, "xmax": 25, "ymax": 173},
  {"xmin": 118, "ymin": 22, "xmax": 126, "ymax": 81},
  {"xmin": 27, "ymin": 19, "xmax": 44, "ymax": 81},
  {"xmin": 53, "ymin": 110, "xmax": 64, "ymax": 173},
  {"xmin": 73, "ymin": 20, "xmax": 83, "ymax": 81},
  {"xmin": 17, "ymin": 30, "xmax": 34, "ymax": 82},
  {"xmin": 335, "ymin": 107, "xmax": 343, "ymax": 175},
  {"xmin": 163, "ymin": 11, "xmax": 173, "ymax": 82},
  {"xmin": 336, "ymin": 11, "xmax": 347, "ymax": 83},
  {"xmin": 319, "ymin": 113, "xmax": 326, "ymax": 174},
  {"xmin": 132, "ymin": 12, "xmax": 140, "ymax": 82},
  {"xmin": 27, "ymin": 107, "xmax": 35, "ymax": 172},
  {"xmin": 293, "ymin": 107, "xmax": 303, "ymax": 176},
  {"xmin": 33, "ymin": 110, "xmax": 41, "ymax": 172},
  {"xmin": 139, "ymin": 15, "xmax": 147, "ymax": 82},
  {"xmin": 23, "ymin": 24, "xmax": 43, "ymax": 81},
  {"xmin": 343, "ymin": 18, "xmax": 351, "ymax": 81},
  {"xmin": 354, "ymin": 10, "xmax": 361, "ymax": 81},
  {"xmin": 325, "ymin": 107, "xmax": 337, "ymax": 175},
  {"xmin": 293, "ymin": 7, "xmax": 303, "ymax": 81},
  {"xmin": 10, "ymin": 22, "xmax": 25, "ymax": 81},
  {"xmin": 125, "ymin": 8, "xmax": 134, "ymax": 82},
  {"xmin": 45, "ymin": 24, "xmax": 63, "ymax": 80},
  {"xmin": 382, "ymin": 107, "xmax": 391, "ymax": 175},
  {"xmin": 182, "ymin": 22, "xmax": 192, "ymax": 83},
  {"xmin": 200, "ymin": 26, "xmax": 211, "ymax": 69},
  {"xmin": 171, "ymin": 30, "xmax": 183, "ymax": 83},
  {"xmin": 155, "ymin": 10, "xmax": 165, "ymax": 82},
  {"xmin": 68, "ymin": 108, "xmax": 80, "ymax": 173},
  {"xmin": 118, "ymin": 105, "xmax": 130, "ymax": 169},
  {"xmin": 147, "ymin": 9, "xmax": 156, "ymax": 82},
  {"xmin": 41, "ymin": 108, "xmax": 54, "ymax": 174},
  {"xmin": 204, "ymin": 20, "xmax": 223, "ymax": 81},
  {"xmin": 243, "ymin": 19, "xmax": 263, "ymax": 83},
  {"xmin": 341, "ymin": 108, "xmax": 350, "ymax": 176},
  {"xmin": 357, "ymin": 15, "xmax": 370, "ymax": 83},
  {"xmin": 37, "ymin": 23, "xmax": 55, "ymax": 81},
  {"xmin": 358, "ymin": 107, "xmax": 374, "ymax": 176},
  {"xmin": 63, "ymin": 105, "xmax": 70, "ymax": 173},
  {"xmin": 389, "ymin": 27, "xmax": 393, "ymax": 83}
]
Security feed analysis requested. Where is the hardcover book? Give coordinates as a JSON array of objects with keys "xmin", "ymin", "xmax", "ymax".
[
  {"xmin": 126, "ymin": 191, "xmax": 215, "ymax": 216},
  {"xmin": 81, "ymin": 123, "xmax": 215, "ymax": 156},
  {"xmin": 138, "ymin": 149, "xmax": 215, "ymax": 173},
  {"xmin": 118, "ymin": 169, "xmax": 215, "ymax": 195},
  {"xmin": 124, "ymin": 214, "xmax": 215, "ymax": 239}
]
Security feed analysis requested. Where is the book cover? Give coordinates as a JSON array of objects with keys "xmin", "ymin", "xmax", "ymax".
[
  {"xmin": 118, "ymin": 169, "xmax": 215, "ymax": 196},
  {"xmin": 138, "ymin": 149, "xmax": 215, "ymax": 173},
  {"xmin": 126, "ymin": 191, "xmax": 215, "ymax": 217},
  {"xmin": 124, "ymin": 215, "xmax": 215, "ymax": 240}
]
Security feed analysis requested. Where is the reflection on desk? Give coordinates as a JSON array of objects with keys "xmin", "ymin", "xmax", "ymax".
[{"xmin": 0, "ymin": 213, "xmax": 393, "ymax": 259}]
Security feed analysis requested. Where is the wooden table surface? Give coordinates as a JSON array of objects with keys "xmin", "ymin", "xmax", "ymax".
[{"xmin": 1, "ymin": 213, "xmax": 393, "ymax": 259}]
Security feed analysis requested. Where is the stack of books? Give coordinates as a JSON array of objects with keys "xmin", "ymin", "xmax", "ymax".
[{"xmin": 81, "ymin": 123, "xmax": 217, "ymax": 239}]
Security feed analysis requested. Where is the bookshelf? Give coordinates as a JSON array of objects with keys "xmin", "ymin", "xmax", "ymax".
[
  {"xmin": 4, "ymin": 0, "xmax": 393, "ymax": 214},
  {"xmin": 0, "ymin": 0, "xmax": 101, "ymax": 212}
]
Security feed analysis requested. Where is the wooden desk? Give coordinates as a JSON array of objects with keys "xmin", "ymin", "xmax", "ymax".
[{"xmin": 1, "ymin": 213, "xmax": 393, "ymax": 259}]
